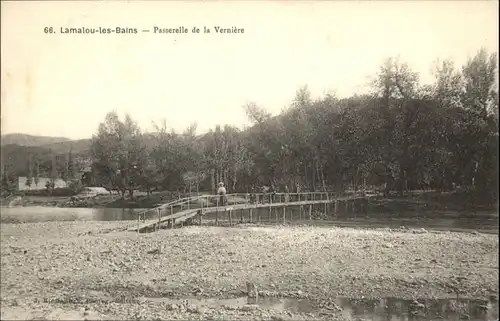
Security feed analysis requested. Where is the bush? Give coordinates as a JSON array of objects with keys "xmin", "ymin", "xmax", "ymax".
[
  {"xmin": 68, "ymin": 180, "xmax": 84, "ymax": 194},
  {"xmin": 22, "ymin": 188, "xmax": 77, "ymax": 197},
  {"xmin": 52, "ymin": 188, "xmax": 77, "ymax": 196}
]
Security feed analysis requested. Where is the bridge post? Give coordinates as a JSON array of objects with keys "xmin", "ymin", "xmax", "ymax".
[
  {"xmin": 249, "ymin": 208, "xmax": 253, "ymax": 223},
  {"xmin": 324, "ymin": 193, "xmax": 327, "ymax": 216},
  {"xmin": 240, "ymin": 209, "xmax": 244, "ymax": 223},
  {"xmin": 308, "ymin": 204, "xmax": 312, "ymax": 220},
  {"xmin": 297, "ymin": 194, "xmax": 301, "ymax": 220},
  {"xmin": 157, "ymin": 208, "xmax": 161, "ymax": 231},
  {"xmin": 216, "ymin": 198, "xmax": 219, "ymax": 226},
  {"xmin": 229, "ymin": 209, "xmax": 233, "ymax": 226},
  {"xmin": 198, "ymin": 209, "xmax": 202, "ymax": 226}
]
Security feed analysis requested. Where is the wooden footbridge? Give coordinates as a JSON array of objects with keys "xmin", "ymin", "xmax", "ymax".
[{"xmin": 128, "ymin": 191, "xmax": 374, "ymax": 233}]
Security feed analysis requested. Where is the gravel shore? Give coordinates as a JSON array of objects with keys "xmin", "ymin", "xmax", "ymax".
[{"xmin": 1, "ymin": 221, "xmax": 498, "ymax": 320}]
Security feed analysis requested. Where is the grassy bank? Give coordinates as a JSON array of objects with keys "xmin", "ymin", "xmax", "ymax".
[
  {"xmin": 0, "ymin": 195, "xmax": 120, "ymax": 208},
  {"xmin": 1, "ymin": 222, "xmax": 498, "ymax": 320}
]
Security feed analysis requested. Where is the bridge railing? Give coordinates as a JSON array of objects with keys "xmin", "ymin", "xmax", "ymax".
[
  {"xmin": 135, "ymin": 195, "xmax": 202, "ymax": 224},
  {"xmin": 135, "ymin": 190, "xmax": 370, "ymax": 229}
]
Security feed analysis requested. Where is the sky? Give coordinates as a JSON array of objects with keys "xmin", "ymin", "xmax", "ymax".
[{"xmin": 1, "ymin": 1, "xmax": 498, "ymax": 140}]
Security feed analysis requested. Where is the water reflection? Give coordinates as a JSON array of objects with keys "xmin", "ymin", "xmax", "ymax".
[
  {"xmin": 201, "ymin": 206, "xmax": 498, "ymax": 233},
  {"xmin": 0, "ymin": 205, "xmax": 498, "ymax": 233},
  {"xmin": 332, "ymin": 297, "xmax": 498, "ymax": 321},
  {"xmin": 141, "ymin": 296, "xmax": 499, "ymax": 321},
  {"xmin": 0, "ymin": 207, "xmax": 148, "ymax": 223}
]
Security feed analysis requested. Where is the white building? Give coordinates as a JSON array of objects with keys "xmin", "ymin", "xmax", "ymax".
[
  {"xmin": 77, "ymin": 187, "xmax": 111, "ymax": 197},
  {"xmin": 18, "ymin": 176, "xmax": 68, "ymax": 191}
]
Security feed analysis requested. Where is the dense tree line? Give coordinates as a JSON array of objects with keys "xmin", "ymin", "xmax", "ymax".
[
  {"xmin": 2, "ymin": 49, "xmax": 498, "ymax": 203},
  {"xmin": 0, "ymin": 143, "xmax": 82, "ymax": 195},
  {"xmin": 86, "ymin": 48, "xmax": 498, "ymax": 203}
]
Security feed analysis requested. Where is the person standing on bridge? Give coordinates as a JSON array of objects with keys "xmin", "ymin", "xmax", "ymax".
[
  {"xmin": 250, "ymin": 185, "xmax": 256, "ymax": 204},
  {"xmin": 217, "ymin": 182, "xmax": 227, "ymax": 207},
  {"xmin": 269, "ymin": 184, "xmax": 276, "ymax": 204}
]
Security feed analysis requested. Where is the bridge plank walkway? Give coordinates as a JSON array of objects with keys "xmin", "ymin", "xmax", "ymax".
[{"xmin": 128, "ymin": 194, "xmax": 369, "ymax": 232}]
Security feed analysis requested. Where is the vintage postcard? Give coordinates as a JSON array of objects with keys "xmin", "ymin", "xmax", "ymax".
[{"xmin": 1, "ymin": 1, "xmax": 498, "ymax": 320}]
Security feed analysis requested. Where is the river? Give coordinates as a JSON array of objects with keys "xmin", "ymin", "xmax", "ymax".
[
  {"xmin": 0, "ymin": 206, "xmax": 146, "ymax": 223},
  {"xmin": 1, "ymin": 205, "xmax": 498, "ymax": 234}
]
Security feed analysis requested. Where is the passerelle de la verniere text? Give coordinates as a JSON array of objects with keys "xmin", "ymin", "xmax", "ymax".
[{"xmin": 44, "ymin": 26, "xmax": 244, "ymax": 34}]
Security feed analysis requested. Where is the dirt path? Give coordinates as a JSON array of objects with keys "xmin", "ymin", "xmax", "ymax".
[{"xmin": 1, "ymin": 221, "xmax": 498, "ymax": 320}]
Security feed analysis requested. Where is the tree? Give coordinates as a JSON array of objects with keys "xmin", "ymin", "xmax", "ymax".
[
  {"xmin": 34, "ymin": 158, "xmax": 40, "ymax": 188},
  {"xmin": 48, "ymin": 151, "xmax": 57, "ymax": 194},
  {"xmin": 150, "ymin": 119, "xmax": 185, "ymax": 191},
  {"xmin": 25, "ymin": 155, "xmax": 33, "ymax": 189},
  {"xmin": 432, "ymin": 59, "xmax": 463, "ymax": 109},
  {"xmin": 90, "ymin": 111, "xmax": 147, "ymax": 199},
  {"xmin": 461, "ymin": 48, "xmax": 498, "ymax": 117},
  {"xmin": 458, "ymin": 48, "xmax": 499, "ymax": 200},
  {"xmin": 1, "ymin": 156, "xmax": 17, "ymax": 195}
]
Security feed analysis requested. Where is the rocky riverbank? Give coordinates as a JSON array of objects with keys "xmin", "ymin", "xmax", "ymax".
[
  {"xmin": 1, "ymin": 222, "xmax": 498, "ymax": 320},
  {"xmin": 0, "ymin": 195, "xmax": 158, "ymax": 209}
]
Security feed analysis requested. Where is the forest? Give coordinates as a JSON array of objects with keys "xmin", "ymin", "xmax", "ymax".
[{"xmin": 1, "ymin": 48, "xmax": 498, "ymax": 204}]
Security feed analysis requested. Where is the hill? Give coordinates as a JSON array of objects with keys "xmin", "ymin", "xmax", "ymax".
[
  {"xmin": 1, "ymin": 134, "xmax": 71, "ymax": 147},
  {"xmin": 0, "ymin": 127, "xmax": 251, "ymax": 180},
  {"xmin": 41, "ymin": 139, "xmax": 91, "ymax": 154},
  {"xmin": 0, "ymin": 134, "xmax": 92, "ymax": 179}
]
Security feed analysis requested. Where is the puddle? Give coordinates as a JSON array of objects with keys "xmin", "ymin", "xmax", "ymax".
[
  {"xmin": 140, "ymin": 295, "xmax": 314, "ymax": 313},
  {"xmin": 141, "ymin": 296, "xmax": 499, "ymax": 321},
  {"xmin": 333, "ymin": 297, "xmax": 499, "ymax": 321}
]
